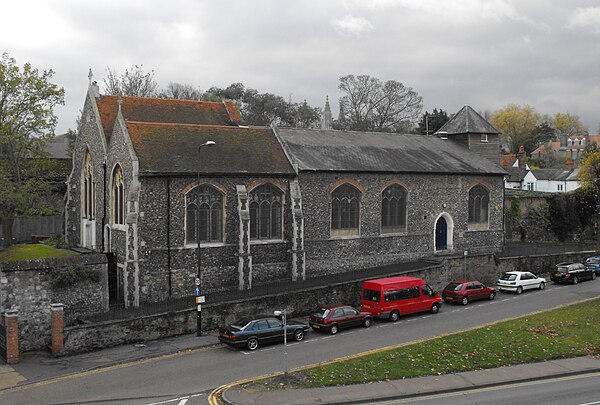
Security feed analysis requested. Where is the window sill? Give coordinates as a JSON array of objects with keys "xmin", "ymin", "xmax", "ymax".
[
  {"xmin": 250, "ymin": 239, "xmax": 286, "ymax": 245},
  {"xmin": 111, "ymin": 224, "xmax": 128, "ymax": 231},
  {"xmin": 380, "ymin": 228, "xmax": 407, "ymax": 236},
  {"xmin": 330, "ymin": 234, "xmax": 361, "ymax": 240},
  {"xmin": 467, "ymin": 223, "xmax": 489, "ymax": 231},
  {"xmin": 185, "ymin": 242, "xmax": 226, "ymax": 249}
]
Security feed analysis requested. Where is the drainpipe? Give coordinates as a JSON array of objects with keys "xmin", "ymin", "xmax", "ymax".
[
  {"xmin": 167, "ymin": 176, "xmax": 172, "ymax": 296},
  {"xmin": 102, "ymin": 156, "xmax": 107, "ymax": 252}
]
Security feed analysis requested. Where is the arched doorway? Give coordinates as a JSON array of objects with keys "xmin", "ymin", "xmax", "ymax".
[{"xmin": 435, "ymin": 217, "xmax": 447, "ymax": 251}]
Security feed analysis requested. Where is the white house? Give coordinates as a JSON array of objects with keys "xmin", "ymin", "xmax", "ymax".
[{"xmin": 522, "ymin": 168, "xmax": 580, "ymax": 192}]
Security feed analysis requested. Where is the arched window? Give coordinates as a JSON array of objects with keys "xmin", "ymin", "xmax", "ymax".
[
  {"xmin": 112, "ymin": 165, "xmax": 125, "ymax": 225},
  {"xmin": 468, "ymin": 185, "xmax": 489, "ymax": 224},
  {"xmin": 331, "ymin": 184, "xmax": 360, "ymax": 235},
  {"xmin": 82, "ymin": 151, "xmax": 94, "ymax": 219},
  {"xmin": 381, "ymin": 184, "xmax": 407, "ymax": 233},
  {"xmin": 249, "ymin": 184, "xmax": 283, "ymax": 240},
  {"xmin": 186, "ymin": 184, "xmax": 224, "ymax": 244}
]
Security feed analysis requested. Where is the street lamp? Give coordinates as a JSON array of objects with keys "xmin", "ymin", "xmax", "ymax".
[
  {"xmin": 273, "ymin": 309, "xmax": 288, "ymax": 376},
  {"xmin": 196, "ymin": 140, "xmax": 215, "ymax": 337}
]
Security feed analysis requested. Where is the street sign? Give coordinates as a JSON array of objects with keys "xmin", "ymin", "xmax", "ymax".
[
  {"xmin": 195, "ymin": 296, "xmax": 206, "ymax": 304},
  {"xmin": 195, "ymin": 287, "xmax": 201, "ymax": 296},
  {"xmin": 197, "ymin": 304, "xmax": 202, "ymax": 311},
  {"xmin": 194, "ymin": 277, "xmax": 201, "ymax": 286}
]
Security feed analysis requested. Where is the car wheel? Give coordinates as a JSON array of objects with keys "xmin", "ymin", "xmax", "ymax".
[
  {"xmin": 430, "ymin": 303, "xmax": 440, "ymax": 314},
  {"xmin": 489, "ymin": 291, "xmax": 496, "ymax": 300},
  {"xmin": 389, "ymin": 310, "xmax": 400, "ymax": 322},
  {"xmin": 461, "ymin": 297, "xmax": 469, "ymax": 306},
  {"xmin": 247, "ymin": 337, "xmax": 258, "ymax": 351},
  {"xmin": 293, "ymin": 329, "xmax": 305, "ymax": 342},
  {"xmin": 573, "ymin": 276, "xmax": 578, "ymax": 284},
  {"xmin": 539, "ymin": 281, "xmax": 545, "ymax": 290},
  {"xmin": 363, "ymin": 317, "xmax": 372, "ymax": 328},
  {"xmin": 592, "ymin": 272, "xmax": 597, "ymax": 280},
  {"xmin": 516, "ymin": 286, "xmax": 523, "ymax": 294},
  {"xmin": 329, "ymin": 324, "xmax": 338, "ymax": 335}
]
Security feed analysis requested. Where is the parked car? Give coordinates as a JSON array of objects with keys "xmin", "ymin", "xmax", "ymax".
[
  {"xmin": 361, "ymin": 276, "xmax": 442, "ymax": 321},
  {"xmin": 585, "ymin": 256, "xmax": 600, "ymax": 275},
  {"xmin": 551, "ymin": 262, "xmax": 596, "ymax": 284},
  {"xmin": 309, "ymin": 304, "xmax": 373, "ymax": 334},
  {"xmin": 497, "ymin": 271, "xmax": 545, "ymax": 294},
  {"xmin": 442, "ymin": 280, "xmax": 496, "ymax": 305},
  {"xmin": 218, "ymin": 314, "xmax": 309, "ymax": 351}
]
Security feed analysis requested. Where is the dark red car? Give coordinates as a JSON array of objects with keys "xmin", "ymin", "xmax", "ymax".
[
  {"xmin": 442, "ymin": 280, "xmax": 496, "ymax": 305},
  {"xmin": 309, "ymin": 304, "xmax": 373, "ymax": 335}
]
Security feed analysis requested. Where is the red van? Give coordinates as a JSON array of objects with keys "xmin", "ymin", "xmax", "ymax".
[{"xmin": 361, "ymin": 276, "xmax": 442, "ymax": 321}]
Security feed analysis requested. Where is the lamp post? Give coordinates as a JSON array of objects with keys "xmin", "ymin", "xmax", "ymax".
[
  {"xmin": 196, "ymin": 140, "xmax": 215, "ymax": 337},
  {"xmin": 273, "ymin": 309, "xmax": 288, "ymax": 376}
]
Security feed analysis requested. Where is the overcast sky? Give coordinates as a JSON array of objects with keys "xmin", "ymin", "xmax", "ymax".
[{"xmin": 2, "ymin": 0, "xmax": 599, "ymax": 134}]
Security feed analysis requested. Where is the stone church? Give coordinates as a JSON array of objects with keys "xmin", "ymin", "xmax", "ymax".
[{"xmin": 66, "ymin": 78, "xmax": 505, "ymax": 307}]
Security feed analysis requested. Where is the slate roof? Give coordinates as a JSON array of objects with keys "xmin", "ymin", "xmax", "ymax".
[
  {"xmin": 275, "ymin": 128, "xmax": 506, "ymax": 175},
  {"xmin": 505, "ymin": 166, "xmax": 527, "ymax": 182},
  {"xmin": 44, "ymin": 134, "xmax": 70, "ymax": 159},
  {"xmin": 95, "ymin": 96, "xmax": 242, "ymax": 144},
  {"xmin": 126, "ymin": 122, "xmax": 295, "ymax": 176},
  {"xmin": 435, "ymin": 105, "xmax": 500, "ymax": 135},
  {"xmin": 531, "ymin": 169, "xmax": 572, "ymax": 181}
]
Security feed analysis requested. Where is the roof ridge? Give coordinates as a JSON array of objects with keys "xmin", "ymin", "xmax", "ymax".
[
  {"xmin": 125, "ymin": 121, "xmax": 265, "ymax": 130},
  {"xmin": 101, "ymin": 94, "xmax": 224, "ymax": 106}
]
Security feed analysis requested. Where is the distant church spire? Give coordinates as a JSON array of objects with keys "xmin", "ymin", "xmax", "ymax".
[{"xmin": 321, "ymin": 95, "xmax": 332, "ymax": 130}]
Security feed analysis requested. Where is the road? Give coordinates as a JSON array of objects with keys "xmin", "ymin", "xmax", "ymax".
[{"xmin": 1, "ymin": 279, "xmax": 599, "ymax": 405}]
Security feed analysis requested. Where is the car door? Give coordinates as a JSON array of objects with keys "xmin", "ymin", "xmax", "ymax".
[
  {"xmin": 267, "ymin": 318, "xmax": 285, "ymax": 341},
  {"xmin": 331, "ymin": 308, "xmax": 347, "ymax": 329},
  {"xmin": 472, "ymin": 282, "xmax": 486, "ymax": 300},
  {"xmin": 465, "ymin": 283, "xmax": 477, "ymax": 301},
  {"xmin": 524, "ymin": 273, "xmax": 537, "ymax": 290},
  {"xmin": 252, "ymin": 319, "xmax": 276, "ymax": 343},
  {"xmin": 342, "ymin": 306, "xmax": 361, "ymax": 327}
]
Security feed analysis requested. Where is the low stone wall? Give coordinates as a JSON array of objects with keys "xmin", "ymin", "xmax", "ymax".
[{"xmin": 0, "ymin": 253, "xmax": 108, "ymax": 352}]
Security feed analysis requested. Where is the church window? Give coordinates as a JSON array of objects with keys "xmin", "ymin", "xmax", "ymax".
[
  {"xmin": 381, "ymin": 184, "xmax": 407, "ymax": 233},
  {"xmin": 112, "ymin": 165, "xmax": 125, "ymax": 225},
  {"xmin": 82, "ymin": 151, "xmax": 95, "ymax": 219},
  {"xmin": 249, "ymin": 184, "xmax": 283, "ymax": 240},
  {"xmin": 331, "ymin": 183, "xmax": 360, "ymax": 236},
  {"xmin": 468, "ymin": 185, "xmax": 489, "ymax": 224},
  {"xmin": 186, "ymin": 184, "xmax": 224, "ymax": 244}
]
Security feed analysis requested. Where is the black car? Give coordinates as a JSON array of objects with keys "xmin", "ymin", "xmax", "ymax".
[
  {"xmin": 218, "ymin": 314, "xmax": 309, "ymax": 351},
  {"xmin": 551, "ymin": 262, "xmax": 597, "ymax": 284}
]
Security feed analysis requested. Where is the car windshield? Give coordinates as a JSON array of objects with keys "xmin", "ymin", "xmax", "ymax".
[
  {"xmin": 231, "ymin": 317, "xmax": 253, "ymax": 330},
  {"xmin": 587, "ymin": 258, "xmax": 600, "ymax": 264},
  {"xmin": 312, "ymin": 309, "xmax": 330, "ymax": 318},
  {"xmin": 500, "ymin": 273, "xmax": 517, "ymax": 281},
  {"xmin": 444, "ymin": 282, "xmax": 463, "ymax": 291}
]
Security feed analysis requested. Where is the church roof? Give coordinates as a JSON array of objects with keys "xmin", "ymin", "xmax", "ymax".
[
  {"xmin": 126, "ymin": 122, "xmax": 295, "ymax": 176},
  {"xmin": 435, "ymin": 105, "xmax": 500, "ymax": 135},
  {"xmin": 275, "ymin": 128, "xmax": 506, "ymax": 175},
  {"xmin": 95, "ymin": 95, "xmax": 242, "ymax": 144}
]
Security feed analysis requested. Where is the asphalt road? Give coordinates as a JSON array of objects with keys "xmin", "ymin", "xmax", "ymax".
[
  {"xmin": 1, "ymin": 279, "xmax": 599, "ymax": 405},
  {"xmin": 369, "ymin": 372, "xmax": 600, "ymax": 405}
]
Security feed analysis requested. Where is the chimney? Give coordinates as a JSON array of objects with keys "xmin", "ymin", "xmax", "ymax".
[{"xmin": 517, "ymin": 145, "xmax": 526, "ymax": 168}]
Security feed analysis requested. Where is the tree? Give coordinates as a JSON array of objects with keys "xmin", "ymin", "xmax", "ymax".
[
  {"xmin": 553, "ymin": 112, "xmax": 587, "ymax": 142},
  {"xmin": 103, "ymin": 65, "xmax": 158, "ymax": 97},
  {"xmin": 490, "ymin": 104, "xmax": 542, "ymax": 154},
  {"xmin": 338, "ymin": 74, "xmax": 423, "ymax": 132},
  {"xmin": 293, "ymin": 100, "xmax": 321, "ymax": 128},
  {"xmin": 416, "ymin": 108, "xmax": 449, "ymax": 135},
  {"xmin": 159, "ymin": 82, "xmax": 202, "ymax": 100},
  {"xmin": 0, "ymin": 53, "xmax": 64, "ymax": 247},
  {"xmin": 202, "ymin": 83, "xmax": 246, "ymax": 102},
  {"xmin": 241, "ymin": 89, "xmax": 295, "ymax": 126}
]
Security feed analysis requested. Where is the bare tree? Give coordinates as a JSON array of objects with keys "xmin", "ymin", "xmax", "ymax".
[
  {"xmin": 103, "ymin": 65, "xmax": 158, "ymax": 97},
  {"xmin": 159, "ymin": 82, "xmax": 202, "ymax": 100},
  {"xmin": 338, "ymin": 75, "xmax": 423, "ymax": 133}
]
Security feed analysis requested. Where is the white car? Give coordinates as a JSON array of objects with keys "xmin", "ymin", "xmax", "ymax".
[{"xmin": 497, "ymin": 271, "xmax": 546, "ymax": 294}]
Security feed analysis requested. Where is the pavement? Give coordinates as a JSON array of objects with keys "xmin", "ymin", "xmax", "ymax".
[{"xmin": 2, "ymin": 329, "xmax": 599, "ymax": 405}]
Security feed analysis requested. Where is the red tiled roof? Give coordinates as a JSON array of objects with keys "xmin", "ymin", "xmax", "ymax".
[
  {"xmin": 126, "ymin": 122, "xmax": 295, "ymax": 176},
  {"xmin": 95, "ymin": 95, "xmax": 242, "ymax": 144},
  {"xmin": 500, "ymin": 154, "xmax": 517, "ymax": 168}
]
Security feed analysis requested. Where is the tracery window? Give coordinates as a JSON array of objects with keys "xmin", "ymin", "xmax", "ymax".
[
  {"xmin": 331, "ymin": 183, "xmax": 360, "ymax": 235},
  {"xmin": 249, "ymin": 184, "xmax": 283, "ymax": 240},
  {"xmin": 381, "ymin": 184, "xmax": 407, "ymax": 233},
  {"xmin": 468, "ymin": 185, "xmax": 489, "ymax": 224},
  {"xmin": 186, "ymin": 185, "xmax": 224, "ymax": 244},
  {"xmin": 82, "ymin": 151, "xmax": 95, "ymax": 219},
  {"xmin": 112, "ymin": 165, "xmax": 125, "ymax": 225}
]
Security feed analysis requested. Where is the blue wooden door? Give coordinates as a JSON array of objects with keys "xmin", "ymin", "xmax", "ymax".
[{"xmin": 435, "ymin": 217, "xmax": 447, "ymax": 250}]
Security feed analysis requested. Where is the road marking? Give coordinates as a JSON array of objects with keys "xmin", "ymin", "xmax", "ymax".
[
  {"xmin": 177, "ymin": 400, "xmax": 188, "ymax": 405},
  {"xmin": 146, "ymin": 393, "xmax": 203, "ymax": 405},
  {"xmin": 579, "ymin": 400, "xmax": 600, "ymax": 405}
]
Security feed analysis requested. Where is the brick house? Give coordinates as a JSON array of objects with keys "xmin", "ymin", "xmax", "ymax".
[{"xmin": 66, "ymin": 80, "xmax": 506, "ymax": 307}]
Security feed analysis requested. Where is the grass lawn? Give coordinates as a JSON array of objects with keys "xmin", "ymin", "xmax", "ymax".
[
  {"xmin": 0, "ymin": 244, "xmax": 77, "ymax": 262},
  {"xmin": 251, "ymin": 297, "xmax": 600, "ymax": 389}
]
